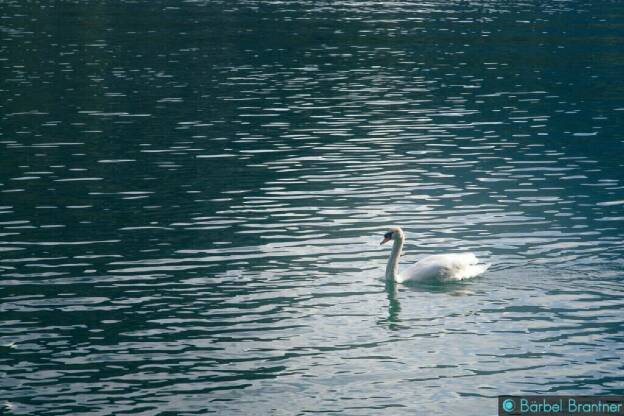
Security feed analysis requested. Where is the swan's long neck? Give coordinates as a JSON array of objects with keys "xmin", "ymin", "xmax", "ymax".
[{"xmin": 385, "ymin": 235, "xmax": 404, "ymax": 281}]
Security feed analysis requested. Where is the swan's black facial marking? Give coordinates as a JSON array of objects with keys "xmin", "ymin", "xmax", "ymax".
[{"xmin": 380, "ymin": 231, "xmax": 394, "ymax": 245}]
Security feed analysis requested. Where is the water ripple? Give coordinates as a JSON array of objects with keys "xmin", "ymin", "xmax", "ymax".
[{"xmin": 1, "ymin": 0, "xmax": 624, "ymax": 414}]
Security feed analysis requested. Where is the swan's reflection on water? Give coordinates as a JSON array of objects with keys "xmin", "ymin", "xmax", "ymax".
[
  {"xmin": 384, "ymin": 279, "xmax": 402, "ymax": 329},
  {"xmin": 380, "ymin": 278, "xmax": 476, "ymax": 330}
]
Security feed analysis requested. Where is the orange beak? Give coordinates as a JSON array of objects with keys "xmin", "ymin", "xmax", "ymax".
[{"xmin": 380, "ymin": 236, "xmax": 392, "ymax": 245}]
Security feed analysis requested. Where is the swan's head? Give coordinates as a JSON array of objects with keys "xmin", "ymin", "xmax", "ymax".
[{"xmin": 380, "ymin": 226, "xmax": 404, "ymax": 245}]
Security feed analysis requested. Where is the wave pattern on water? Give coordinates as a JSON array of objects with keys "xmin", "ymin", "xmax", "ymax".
[{"xmin": 1, "ymin": 0, "xmax": 624, "ymax": 415}]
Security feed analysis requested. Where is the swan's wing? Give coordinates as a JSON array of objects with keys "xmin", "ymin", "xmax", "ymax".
[
  {"xmin": 399, "ymin": 253, "xmax": 489, "ymax": 282},
  {"xmin": 433, "ymin": 253, "xmax": 490, "ymax": 280},
  {"xmin": 398, "ymin": 260, "xmax": 445, "ymax": 283},
  {"xmin": 398, "ymin": 254, "xmax": 459, "ymax": 282}
]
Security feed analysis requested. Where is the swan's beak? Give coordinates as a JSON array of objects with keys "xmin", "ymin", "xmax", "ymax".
[{"xmin": 380, "ymin": 236, "xmax": 391, "ymax": 245}]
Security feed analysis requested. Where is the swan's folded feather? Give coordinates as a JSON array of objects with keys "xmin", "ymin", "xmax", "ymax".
[{"xmin": 398, "ymin": 253, "xmax": 489, "ymax": 282}]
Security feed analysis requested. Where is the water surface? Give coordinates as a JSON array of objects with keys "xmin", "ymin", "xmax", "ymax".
[{"xmin": 1, "ymin": 1, "xmax": 624, "ymax": 414}]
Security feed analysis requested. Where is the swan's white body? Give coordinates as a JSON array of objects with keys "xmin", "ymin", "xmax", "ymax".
[{"xmin": 381, "ymin": 226, "xmax": 490, "ymax": 283}]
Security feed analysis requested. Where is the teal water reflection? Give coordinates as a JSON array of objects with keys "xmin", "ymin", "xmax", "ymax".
[{"xmin": 1, "ymin": 1, "xmax": 623, "ymax": 415}]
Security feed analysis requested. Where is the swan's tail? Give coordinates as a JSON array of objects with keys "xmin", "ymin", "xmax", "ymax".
[{"xmin": 454, "ymin": 262, "xmax": 490, "ymax": 280}]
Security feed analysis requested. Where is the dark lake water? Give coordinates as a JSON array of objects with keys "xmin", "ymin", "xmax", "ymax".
[{"xmin": 1, "ymin": 1, "xmax": 624, "ymax": 414}]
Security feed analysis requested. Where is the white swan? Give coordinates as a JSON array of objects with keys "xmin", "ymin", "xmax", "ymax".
[{"xmin": 380, "ymin": 226, "xmax": 490, "ymax": 283}]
